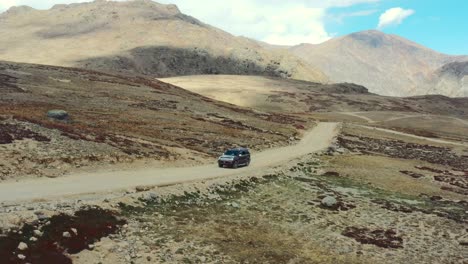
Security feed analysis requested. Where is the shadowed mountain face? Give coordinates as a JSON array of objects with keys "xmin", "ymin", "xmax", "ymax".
[
  {"xmin": 291, "ymin": 30, "xmax": 468, "ymax": 97},
  {"xmin": 0, "ymin": 0, "xmax": 327, "ymax": 83},
  {"xmin": 77, "ymin": 46, "xmax": 290, "ymax": 78},
  {"xmin": 429, "ymin": 61, "xmax": 468, "ymax": 96}
]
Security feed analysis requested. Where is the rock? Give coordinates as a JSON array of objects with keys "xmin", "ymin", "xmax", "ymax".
[
  {"xmin": 88, "ymin": 244, "xmax": 95, "ymax": 250},
  {"xmin": 458, "ymin": 238, "xmax": 468, "ymax": 246},
  {"xmin": 17, "ymin": 254, "xmax": 26, "ymax": 260},
  {"xmin": 30, "ymin": 237, "xmax": 38, "ymax": 242},
  {"xmin": 141, "ymin": 192, "xmax": 159, "ymax": 202},
  {"xmin": 17, "ymin": 242, "xmax": 28, "ymax": 250},
  {"xmin": 136, "ymin": 186, "xmax": 152, "ymax": 192},
  {"xmin": 47, "ymin": 110, "xmax": 69, "ymax": 121},
  {"xmin": 228, "ymin": 202, "xmax": 240, "ymax": 208},
  {"xmin": 33, "ymin": 230, "xmax": 43, "ymax": 237},
  {"xmin": 71, "ymin": 228, "xmax": 78, "ymax": 235},
  {"xmin": 321, "ymin": 196, "xmax": 338, "ymax": 208},
  {"xmin": 323, "ymin": 171, "xmax": 340, "ymax": 177},
  {"xmin": 35, "ymin": 213, "xmax": 49, "ymax": 221},
  {"xmin": 63, "ymin": 231, "xmax": 71, "ymax": 238},
  {"xmin": 336, "ymin": 148, "xmax": 346, "ymax": 154}
]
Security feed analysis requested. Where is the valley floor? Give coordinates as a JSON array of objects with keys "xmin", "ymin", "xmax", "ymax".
[{"xmin": 0, "ymin": 121, "xmax": 466, "ymax": 264}]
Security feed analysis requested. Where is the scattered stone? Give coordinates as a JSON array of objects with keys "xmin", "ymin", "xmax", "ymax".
[
  {"xmin": 17, "ymin": 254, "xmax": 26, "ymax": 260},
  {"xmin": 400, "ymin": 170, "xmax": 424, "ymax": 179},
  {"xmin": 30, "ymin": 237, "xmax": 38, "ymax": 242},
  {"xmin": 71, "ymin": 228, "xmax": 78, "ymax": 235},
  {"xmin": 88, "ymin": 244, "xmax": 95, "ymax": 250},
  {"xmin": 18, "ymin": 242, "xmax": 28, "ymax": 250},
  {"xmin": 136, "ymin": 185, "xmax": 152, "ymax": 192},
  {"xmin": 321, "ymin": 196, "xmax": 338, "ymax": 208},
  {"xmin": 323, "ymin": 171, "xmax": 340, "ymax": 177},
  {"xmin": 228, "ymin": 202, "xmax": 240, "ymax": 208},
  {"xmin": 63, "ymin": 231, "xmax": 71, "ymax": 238},
  {"xmin": 47, "ymin": 109, "xmax": 69, "ymax": 121},
  {"xmin": 33, "ymin": 230, "xmax": 43, "ymax": 237},
  {"xmin": 141, "ymin": 192, "xmax": 159, "ymax": 202}
]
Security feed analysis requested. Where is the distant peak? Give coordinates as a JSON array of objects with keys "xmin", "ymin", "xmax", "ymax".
[
  {"xmin": 3, "ymin": 5, "xmax": 36, "ymax": 15},
  {"xmin": 347, "ymin": 30, "xmax": 388, "ymax": 48}
]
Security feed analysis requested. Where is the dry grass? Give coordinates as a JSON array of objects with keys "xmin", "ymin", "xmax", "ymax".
[{"xmin": 324, "ymin": 155, "xmax": 464, "ymax": 200}]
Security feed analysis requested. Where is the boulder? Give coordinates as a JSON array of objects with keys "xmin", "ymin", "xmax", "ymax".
[
  {"xmin": 33, "ymin": 230, "xmax": 43, "ymax": 237},
  {"xmin": 47, "ymin": 110, "xmax": 69, "ymax": 121},
  {"xmin": 321, "ymin": 196, "xmax": 338, "ymax": 208},
  {"xmin": 17, "ymin": 242, "xmax": 28, "ymax": 250}
]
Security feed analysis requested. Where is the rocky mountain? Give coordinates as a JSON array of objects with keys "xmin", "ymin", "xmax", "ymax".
[
  {"xmin": 291, "ymin": 30, "xmax": 468, "ymax": 97},
  {"xmin": 0, "ymin": 0, "xmax": 327, "ymax": 82},
  {"xmin": 429, "ymin": 61, "xmax": 468, "ymax": 96}
]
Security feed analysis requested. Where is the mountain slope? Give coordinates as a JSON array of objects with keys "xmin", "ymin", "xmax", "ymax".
[
  {"xmin": 430, "ymin": 61, "xmax": 468, "ymax": 96},
  {"xmin": 291, "ymin": 30, "xmax": 468, "ymax": 97},
  {"xmin": 0, "ymin": 0, "xmax": 327, "ymax": 82}
]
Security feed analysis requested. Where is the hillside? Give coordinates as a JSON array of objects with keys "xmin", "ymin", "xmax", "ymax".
[
  {"xmin": 291, "ymin": 30, "xmax": 468, "ymax": 97},
  {"xmin": 430, "ymin": 61, "xmax": 468, "ymax": 96},
  {"xmin": 0, "ymin": 0, "xmax": 327, "ymax": 82},
  {"xmin": 161, "ymin": 75, "xmax": 468, "ymax": 141},
  {"xmin": 161, "ymin": 75, "xmax": 468, "ymax": 115},
  {"xmin": 0, "ymin": 61, "xmax": 309, "ymax": 180}
]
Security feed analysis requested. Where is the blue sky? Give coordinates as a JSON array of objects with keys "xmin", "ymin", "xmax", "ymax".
[
  {"xmin": 326, "ymin": 0, "xmax": 468, "ymax": 55},
  {"xmin": 0, "ymin": 0, "xmax": 466, "ymax": 55}
]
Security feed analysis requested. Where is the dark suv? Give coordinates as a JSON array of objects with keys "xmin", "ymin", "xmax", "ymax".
[{"xmin": 218, "ymin": 147, "xmax": 251, "ymax": 168}]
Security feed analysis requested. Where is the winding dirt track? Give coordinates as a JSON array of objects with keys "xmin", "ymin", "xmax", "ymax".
[
  {"xmin": 355, "ymin": 124, "xmax": 468, "ymax": 147},
  {"xmin": 0, "ymin": 123, "xmax": 339, "ymax": 203}
]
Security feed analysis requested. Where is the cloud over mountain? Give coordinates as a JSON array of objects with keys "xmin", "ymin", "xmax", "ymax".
[
  {"xmin": 377, "ymin": 7, "xmax": 415, "ymax": 29},
  {"xmin": 1, "ymin": 0, "xmax": 380, "ymax": 46}
]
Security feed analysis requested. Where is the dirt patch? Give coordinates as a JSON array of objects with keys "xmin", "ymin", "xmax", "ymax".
[
  {"xmin": 400, "ymin": 170, "xmax": 424, "ymax": 179},
  {"xmin": 342, "ymin": 227, "xmax": 403, "ymax": 249},
  {"xmin": 0, "ymin": 73, "xmax": 23, "ymax": 93},
  {"xmin": 0, "ymin": 123, "xmax": 50, "ymax": 144},
  {"xmin": 0, "ymin": 207, "xmax": 125, "ymax": 264}
]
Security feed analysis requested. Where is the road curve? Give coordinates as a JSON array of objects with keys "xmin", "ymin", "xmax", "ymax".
[
  {"xmin": 356, "ymin": 124, "xmax": 468, "ymax": 147},
  {"xmin": 0, "ymin": 122, "xmax": 339, "ymax": 203}
]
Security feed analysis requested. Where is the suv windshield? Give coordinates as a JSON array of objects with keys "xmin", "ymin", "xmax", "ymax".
[{"xmin": 224, "ymin": 150, "xmax": 239, "ymax": 156}]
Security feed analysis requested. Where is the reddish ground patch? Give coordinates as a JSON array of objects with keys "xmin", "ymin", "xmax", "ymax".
[
  {"xmin": 342, "ymin": 227, "xmax": 403, "ymax": 249},
  {"xmin": 0, "ymin": 207, "xmax": 126, "ymax": 264},
  {"xmin": 0, "ymin": 123, "xmax": 50, "ymax": 144}
]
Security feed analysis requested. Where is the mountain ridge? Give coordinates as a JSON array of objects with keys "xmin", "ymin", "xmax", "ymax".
[
  {"xmin": 291, "ymin": 30, "xmax": 468, "ymax": 97},
  {"xmin": 0, "ymin": 0, "xmax": 328, "ymax": 83}
]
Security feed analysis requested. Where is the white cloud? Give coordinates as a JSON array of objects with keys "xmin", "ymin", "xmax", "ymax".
[
  {"xmin": 377, "ymin": 7, "xmax": 415, "ymax": 29},
  {"xmin": 0, "ymin": 0, "xmax": 380, "ymax": 45},
  {"xmin": 156, "ymin": 0, "xmax": 379, "ymax": 45},
  {"xmin": 0, "ymin": 0, "xmax": 19, "ymax": 11}
]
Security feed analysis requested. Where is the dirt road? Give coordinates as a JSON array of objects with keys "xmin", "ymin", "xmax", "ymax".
[
  {"xmin": 355, "ymin": 124, "xmax": 468, "ymax": 147},
  {"xmin": 0, "ymin": 123, "xmax": 339, "ymax": 203}
]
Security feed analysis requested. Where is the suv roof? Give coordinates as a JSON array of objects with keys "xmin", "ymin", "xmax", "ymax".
[{"xmin": 228, "ymin": 147, "xmax": 249, "ymax": 151}]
